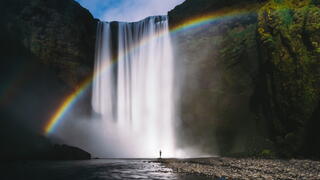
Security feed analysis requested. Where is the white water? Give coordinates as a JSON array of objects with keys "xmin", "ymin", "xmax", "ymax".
[{"xmin": 92, "ymin": 16, "xmax": 176, "ymax": 158}]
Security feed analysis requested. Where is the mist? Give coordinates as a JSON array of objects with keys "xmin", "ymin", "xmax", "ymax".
[{"xmin": 169, "ymin": 13, "xmax": 262, "ymax": 156}]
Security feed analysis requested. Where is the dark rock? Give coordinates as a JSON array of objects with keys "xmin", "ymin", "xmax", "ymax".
[
  {"xmin": 0, "ymin": 0, "xmax": 96, "ymax": 160},
  {"xmin": 168, "ymin": 0, "xmax": 320, "ymax": 158},
  {"xmin": 50, "ymin": 144, "xmax": 91, "ymax": 160},
  {"xmin": 168, "ymin": 0, "xmax": 263, "ymax": 155},
  {"xmin": 0, "ymin": 124, "xmax": 91, "ymax": 161},
  {"xmin": 168, "ymin": 0, "xmax": 266, "ymax": 27},
  {"xmin": 1, "ymin": 0, "xmax": 97, "ymax": 90}
]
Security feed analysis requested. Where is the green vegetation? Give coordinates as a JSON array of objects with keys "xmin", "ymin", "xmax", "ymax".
[
  {"xmin": 170, "ymin": 0, "xmax": 320, "ymax": 158},
  {"xmin": 257, "ymin": 0, "xmax": 320, "ymax": 157},
  {"xmin": 1, "ymin": 0, "xmax": 97, "ymax": 90}
]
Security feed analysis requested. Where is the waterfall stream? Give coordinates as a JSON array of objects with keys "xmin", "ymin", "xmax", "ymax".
[{"xmin": 92, "ymin": 16, "xmax": 176, "ymax": 158}]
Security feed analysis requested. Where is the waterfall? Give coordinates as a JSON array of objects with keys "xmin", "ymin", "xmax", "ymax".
[{"xmin": 92, "ymin": 16, "xmax": 175, "ymax": 158}]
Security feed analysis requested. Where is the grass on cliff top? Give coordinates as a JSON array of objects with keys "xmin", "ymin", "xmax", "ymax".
[{"xmin": 266, "ymin": 0, "xmax": 313, "ymax": 9}]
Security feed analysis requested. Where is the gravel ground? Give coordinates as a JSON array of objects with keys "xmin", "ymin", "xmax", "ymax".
[{"xmin": 160, "ymin": 157, "xmax": 320, "ymax": 179}]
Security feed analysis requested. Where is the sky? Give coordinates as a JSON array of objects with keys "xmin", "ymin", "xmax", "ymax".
[{"xmin": 75, "ymin": 0, "xmax": 185, "ymax": 22}]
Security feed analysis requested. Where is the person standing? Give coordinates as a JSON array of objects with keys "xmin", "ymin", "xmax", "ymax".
[{"xmin": 159, "ymin": 150, "xmax": 162, "ymax": 159}]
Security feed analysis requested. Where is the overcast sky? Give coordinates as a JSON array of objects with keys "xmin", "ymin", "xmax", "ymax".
[{"xmin": 75, "ymin": 0, "xmax": 185, "ymax": 22}]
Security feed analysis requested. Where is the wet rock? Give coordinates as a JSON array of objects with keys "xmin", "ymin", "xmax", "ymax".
[
  {"xmin": 50, "ymin": 144, "xmax": 91, "ymax": 160},
  {"xmin": 162, "ymin": 157, "xmax": 320, "ymax": 179}
]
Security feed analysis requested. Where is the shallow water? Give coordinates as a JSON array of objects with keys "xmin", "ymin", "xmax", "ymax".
[{"xmin": 0, "ymin": 159, "xmax": 213, "ymax": 180}]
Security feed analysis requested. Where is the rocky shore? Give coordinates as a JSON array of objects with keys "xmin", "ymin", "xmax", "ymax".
[{"xmin": 160, "ymin": 157, "xmax": 320, "ymax": 179}]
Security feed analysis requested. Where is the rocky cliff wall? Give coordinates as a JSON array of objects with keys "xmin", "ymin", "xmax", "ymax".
[
  {"xmin": 2, "ymin": 0, "xmax": 97, "ymax": 90},
  {"xmin": 169, "ymin": 0, "xmax": 265, "ymax": 156},
  {"xmin": 0, "ymin": 0, "xmax": 97, "ymax": 160},
  {"xmin": 256, "ymin": 0, "xmax": 320, "ymax": 157},
  {"xmin": 169, "ymin": 0, "xmax": 320, "ymax": 158}
]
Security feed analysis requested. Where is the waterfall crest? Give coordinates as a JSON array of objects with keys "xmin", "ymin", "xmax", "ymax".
[{"xmin": 92, "ymin": 16, "xmax": 175, "ymax": 157}]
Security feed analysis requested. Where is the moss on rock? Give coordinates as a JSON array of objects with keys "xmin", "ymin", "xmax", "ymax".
[{"xmin": 256, "ymin": 0, "xmax": 320, "ymax": 157}]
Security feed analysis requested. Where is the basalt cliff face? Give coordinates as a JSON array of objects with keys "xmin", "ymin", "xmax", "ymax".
[
  {"xmin": 2, "ymin": 0, "xmax": 97, "ymax": 90},
  {"xmin": 169, "ymin": 0, "xmax": 264, "ymax": 156},
  {"xmin": 169, "ymin": 0, "xmax": 320, "ymax": 158},
  {"xmin": 169, "ymin": 0, "xmax": 266, "ymax": 27},
  {"xmin": 0, "ymin": 0, "xmax": 96, "ymax": 160}
]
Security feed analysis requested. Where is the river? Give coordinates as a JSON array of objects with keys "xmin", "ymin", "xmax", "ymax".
[{"xmin": 1, "ymin": 159, "xmax": 213, "ymax": 180}]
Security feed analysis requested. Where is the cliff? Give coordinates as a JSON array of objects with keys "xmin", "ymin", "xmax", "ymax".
[
  {"xmin": 256, "ymin": 0, "xmax": 320, "ymax": 157},
  {"xmin": 1, "ymin": 0, "xmax": 97, "ymax": 89},
  {"xmin": 169, "ymin": 0, "xmax": 320, "ymax": 158},
  {"xmin": 169, "ymin": 0, "xmax": 266, "ymax": 26},
  {"xmin": 0, "ymin": 0, "xmax": 97, "ymax": 160}
]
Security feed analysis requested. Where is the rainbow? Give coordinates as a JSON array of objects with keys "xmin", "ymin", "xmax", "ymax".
[
  {"xmin": 0, "ymin": 62, "xmax": 32, "ymax": 107},
  {"xmin": 170, "ymin": 4, "xmax": 258, "ymax": 34},
  {"xmin": 43, "ymin": 4, "xmax": 258, "ymax": 135},
  {"xmin": 44, "ymin": 76, "xmax": 93, "ymax": 134}
]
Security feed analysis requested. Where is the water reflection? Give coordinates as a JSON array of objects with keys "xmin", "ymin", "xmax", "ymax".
[{"xmin": 1, "ymin": 159, "xmax": 213, "ymax": 180}]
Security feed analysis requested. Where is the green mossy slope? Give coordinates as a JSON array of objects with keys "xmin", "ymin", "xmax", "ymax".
[
  {"xmin": 169, "ymin": 0, "xmax": 320, "ymax": 158},
  {"xmin": 256, "ymin": 0, "xmax": 320, "ymax": 157}
]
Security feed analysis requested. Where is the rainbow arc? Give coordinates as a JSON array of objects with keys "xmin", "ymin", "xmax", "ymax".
[{"xmin": 44, "ymin": 5, "xmax": 257, "ymax": 135}]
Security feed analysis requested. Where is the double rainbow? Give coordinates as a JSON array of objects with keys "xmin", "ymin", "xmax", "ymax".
[{"xmin": 44, "ymin": 4, "xmax": 258, "ymax": 135}]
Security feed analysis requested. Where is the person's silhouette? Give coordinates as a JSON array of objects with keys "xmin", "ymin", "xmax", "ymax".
[{"xmin": 159, "ymin": 150, "xmax": 162, "ymax": 159}]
